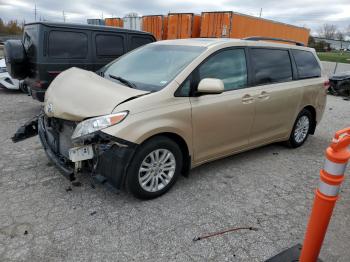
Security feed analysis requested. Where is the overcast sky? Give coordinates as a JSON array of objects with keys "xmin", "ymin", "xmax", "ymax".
[{"xmin": 0, "ymin": 0, "xmax": 349, "ymax": 34}]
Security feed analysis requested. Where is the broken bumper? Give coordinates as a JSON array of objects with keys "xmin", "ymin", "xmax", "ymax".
[
  {"xmin": 37, "ymin": 115, "xmax": 137, "ymax": 188},
  {"xmin": 38, "ymin": 115, "xmax": 75, "ymax": 179}
]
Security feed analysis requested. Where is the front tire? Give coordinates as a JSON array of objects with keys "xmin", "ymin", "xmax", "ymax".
[
  {"xmin": 126, "ymin": 136, "xmax": 183, "ymax": 199},
  {"xmin": 287, "ymin": 109, "xmax": 312, "ymax": 148}
]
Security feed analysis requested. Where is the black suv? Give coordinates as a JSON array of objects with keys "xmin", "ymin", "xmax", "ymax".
[{"xmin": 4, "ymin": 22, "xmax": 156, "ymax": 102}]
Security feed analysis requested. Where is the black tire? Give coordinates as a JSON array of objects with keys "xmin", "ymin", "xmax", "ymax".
[
  {"xmin": 19, "ymin": 82, "xmax": 28, "ymax": 94},
  {"xmin": 4, "ymin": 40, "xmax": 29, "ymax": 80},
  {"xmin": 286, "ymin": 109, "xmax": 313, "ymax": 148},
  {"xmin": 126, "ymin": 136, "xmax": 183, "ymax": 199}
]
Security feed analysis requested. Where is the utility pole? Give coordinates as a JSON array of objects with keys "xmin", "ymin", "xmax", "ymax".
[
  {"xmin": 259, "ymin": 8, "xmax": 262, "ymax": 18},
  {"xmin": 62, "ymin": 11, "xmax": 66, "ymax": 22},
  {"xmin": 34, "ymin": 4, "xmax": 37, "ymax": 21}
]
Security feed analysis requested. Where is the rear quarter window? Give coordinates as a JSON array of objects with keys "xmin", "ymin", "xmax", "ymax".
[
  {"xmin": 23, "ymin": 25, "xmax": 38, "ymax": 58},
  {"xmin": 48, "ymin": 31, "xmax": 88, "ymax": 59},
  {"xmin": 251, "ymin": 48, "xmax": 292, "ymax": 85},
  {"xmin": 95, "ymin": 34, "xmax": 125, "ymax": 57},
  {"xmin": 292, "ymin": 50, "xmax": 321, "ymax": 79},
  {"xmin": 130, "ymin": 36, "xmax": 153, "ymax": 51}
]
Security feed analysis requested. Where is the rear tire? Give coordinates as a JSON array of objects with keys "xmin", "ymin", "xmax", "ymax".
[
  {"xmin": 19, "ymin": 82, "xmax": 28, "ymax": 94},
  {"xmin": 126, "ymin": 136, "xmax": 183, "ymax": 200},
  {"xmin": 286, "ymin": 109, "xmax": 312, "ymax": 148}
]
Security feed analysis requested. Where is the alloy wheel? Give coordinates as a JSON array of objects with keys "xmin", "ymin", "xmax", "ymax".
[
  {"xmin": 294, "ymin": 115, "xmax": 310, "ymax": 143},
  {"xmin": 138, "ymin": 149, "xmax": 176, "ymax": 192}
]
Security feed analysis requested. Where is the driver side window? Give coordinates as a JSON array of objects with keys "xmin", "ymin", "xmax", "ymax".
[{"xmin": 198, "ymin": 49, "xmax": 247, "ymax": 91}]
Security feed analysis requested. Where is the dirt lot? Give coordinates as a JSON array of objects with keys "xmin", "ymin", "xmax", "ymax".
[{"xmin": 0, "ymin": 90, "xmax": 349, "ymax": 262}]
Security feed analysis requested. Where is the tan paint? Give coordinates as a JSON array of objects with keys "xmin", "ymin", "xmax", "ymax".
[
  {"xmin": 190, "ymin": 88, "xmax": 255, "ymax": 162},
  {"xmin": 44, "ymin": 67, "xmax": 148, "ymax": 121},
  {"xmin": 44, "ymin": 39, "xmax": 326, "ymax": 169}
]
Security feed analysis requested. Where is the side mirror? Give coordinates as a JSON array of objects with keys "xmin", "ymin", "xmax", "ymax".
[{"xmin": 197, "ymin": 78, "xmax": 224, "ymax": 94}]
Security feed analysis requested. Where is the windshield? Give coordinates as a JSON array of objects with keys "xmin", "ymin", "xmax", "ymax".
[{"xmin": 104, "ymin": 44, "xmax": 206, "ymax": 92}]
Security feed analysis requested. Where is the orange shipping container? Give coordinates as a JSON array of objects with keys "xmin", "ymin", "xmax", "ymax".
[
  {"xmin": 142, "ymin": 15, "xmax": 168, "ymax": 40},
  {"xmin": 230, "ymin": 13, "xmax": 310, "ymax": 46},
  {"xmin": 200, "ymin": 11, "xmax": 232, "ymax": 38},
  {"xmin": 167, "ymin": 13, "xmax": 201, "ymax": 39},
  {"xmin": 200, "ymin": 11, "xmax": 310, "ymax": 46},
  {"xmin": 105, "ymin": 18, "xmax": 124, "ymax": 27}
]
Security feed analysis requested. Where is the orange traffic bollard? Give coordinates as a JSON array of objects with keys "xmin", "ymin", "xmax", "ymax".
[
  {"xmin": 266, "ymin": 127, "xmax": 350, "ymax": 262},
  {"xmin": 299, "ymin": 127, "xmax": 350, "ymax": 262}
]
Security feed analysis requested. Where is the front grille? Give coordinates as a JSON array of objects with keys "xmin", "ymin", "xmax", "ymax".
[{"xmin": 43, "ymin": 117, "xmax": 77, "ymax": 159}]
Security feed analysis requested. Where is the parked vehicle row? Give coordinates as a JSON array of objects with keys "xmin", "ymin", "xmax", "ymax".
[
  {"xmin": 13, "ymin": 38, "xmax": 327, "ymax": 199},
  {"xmin": 0, "ymin": 58, "xmax": 21, "ymax": 90},
  {"xmin": 4, "ymin": 22, "xmax": 156, "ymax": 102}
]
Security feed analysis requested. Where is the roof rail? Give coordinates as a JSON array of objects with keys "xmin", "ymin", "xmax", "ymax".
[{"xmin": 244, "ymin": 37, "xmax": 305, "ymax": 46}]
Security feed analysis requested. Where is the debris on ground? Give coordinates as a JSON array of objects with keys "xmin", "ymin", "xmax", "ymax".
[
  {"xmin": 193, "ymin": 226, "xmax": 258, "ymax": 242},
  {"xmin": 72, "ymin": 181, "xmax": 82, "ymax": 187},
  {"xmin": 90, "ymin": 211, "xmax": 97, "ymax": 216}
]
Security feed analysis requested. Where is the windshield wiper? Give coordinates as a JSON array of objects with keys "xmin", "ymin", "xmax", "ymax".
[{"xmin": 109, "ymin": 74, "xmax": 137, "ymax": 89}]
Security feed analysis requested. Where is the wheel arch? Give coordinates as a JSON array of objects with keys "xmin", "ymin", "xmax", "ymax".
[
  {"xmin": 138, "ymin": 132, "xmax": 191, "ymax": 176},
  {"xmin": 302, "ymin": 105, "xmax": 317, "ymax": 134}
]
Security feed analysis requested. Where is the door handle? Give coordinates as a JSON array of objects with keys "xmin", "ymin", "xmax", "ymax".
[
  {"xmin": 258, "ymin": 91, "xmax": 270, "ymax": 100},
  {"xmin": 242, "ymin": 94, "xmax": 254, "ymax": 104}
]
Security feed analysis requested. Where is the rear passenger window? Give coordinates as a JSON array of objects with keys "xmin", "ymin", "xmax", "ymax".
[
  {"xmin": 292, "ymin": 50, "xmax": 321, "ymax": 79},
  {"xmin": 251, "ymin": 49, "xmax": 292, "ymax": 85},
  {"xmin": 198, "ymin": 49, "xmax": 247, "ymax": 91},
  {"xmin": 49, "ymin": 31, "xmax": 88, "ymax": 59},
  {"xmin": 96, "ymin": 34, "xmax": 124, "ymax": 57},
  {"xmin": 130, "ymin": 36, "xmax": 153, "ymax": 50}
]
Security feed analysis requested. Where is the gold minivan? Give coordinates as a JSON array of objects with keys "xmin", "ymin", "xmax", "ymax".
[{"xmin": 29, "ymin": 38, "xmax": 327, "ymax": 199}]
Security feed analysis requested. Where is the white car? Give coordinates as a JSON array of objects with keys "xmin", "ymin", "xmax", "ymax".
[{"xmin": 0, "ymin": 58, "xmax": 20, "ymax": 90}]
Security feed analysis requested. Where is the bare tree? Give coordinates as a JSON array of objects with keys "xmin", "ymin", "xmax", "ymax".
[
  {"xmin": 346, "ymin": 25, "xmax": 350, "ymax": 37},
  {"xmin": 336, "ymin": 31, "xmax": 344, "ymax": 41},
  {"xmin": 318, "ymin": 24, "xmax": 337, "ymax": 39}
]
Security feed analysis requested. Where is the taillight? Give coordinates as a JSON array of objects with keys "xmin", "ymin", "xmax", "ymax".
[
  {"xmin": 324, "ymin": 80, "xmax": 330, "ymax": 90},
  {"xmin": 34, "ymin": 80, "xmax": 43, "ymax": 88}
]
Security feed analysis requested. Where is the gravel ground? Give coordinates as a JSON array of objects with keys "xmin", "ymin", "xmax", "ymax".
[{"xmin": 0, "ymin": 89, "xmax": 349, "ymax": 262}]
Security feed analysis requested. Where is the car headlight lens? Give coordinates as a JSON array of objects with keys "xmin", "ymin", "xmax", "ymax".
[{"xmin": 72, "ymin": 111, "xmax": 128, "ymax": 140}]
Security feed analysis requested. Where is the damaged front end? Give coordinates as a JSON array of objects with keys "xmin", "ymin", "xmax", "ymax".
[
  {"xmin": 12, "ymin": 114, "xmax": 41, "ymax": 143},
  {"xmin": 13, "ymin": 114, "xmax": 137, "ymax": 189}
]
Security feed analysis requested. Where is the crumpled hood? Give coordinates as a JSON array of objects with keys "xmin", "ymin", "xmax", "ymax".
[{"xmin": 44, "ymin": 67, "xmax": 149, "ymax": 121}]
